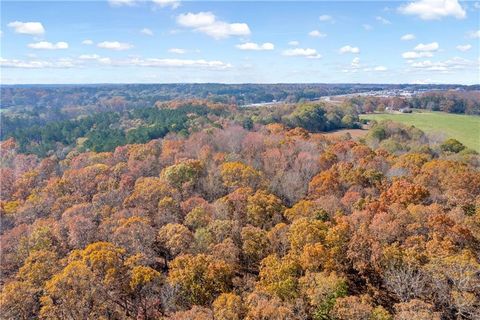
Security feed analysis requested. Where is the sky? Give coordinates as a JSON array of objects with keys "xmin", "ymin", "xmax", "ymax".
[{"xmin": 1, "ymin": 0, "xmax": 479, "ymax": 84}]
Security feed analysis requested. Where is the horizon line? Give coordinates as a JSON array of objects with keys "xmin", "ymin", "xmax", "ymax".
[{"xmin": 1, "ymin": 82, "xmax": 478, "ymax": 86}]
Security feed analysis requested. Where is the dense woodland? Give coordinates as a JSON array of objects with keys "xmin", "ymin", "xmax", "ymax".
[
  {"xmin": 1, "ymin": 100, "xmax": 359, "ymax": 157},
  {"xmin": 1, "ymin": 86, "xmax": 478, "ymax": 155},
  {"xmin": 0, "ymin": 93, "xmax": 479, "ymax": 320}
]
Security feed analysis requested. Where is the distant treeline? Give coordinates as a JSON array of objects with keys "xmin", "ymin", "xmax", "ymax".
[
  {"xmin": 3, "ymin": 104, "xmax": 223, "ymax": 156},
  {"xmin": 2, "ymin": 83, "xmax": 476, "ymax": 114},
  {"xmin": 348, "ymin": 90, "xmax": 480, "ymax": 115},
  {"xmin": 2, "ymin": 100, "xmax": 359, "ymax": 157}
]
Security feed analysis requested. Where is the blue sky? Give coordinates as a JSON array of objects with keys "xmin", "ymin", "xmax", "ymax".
[{"xmin": 1, "ymin": 0, "xmax": 479, "ymax": 84}]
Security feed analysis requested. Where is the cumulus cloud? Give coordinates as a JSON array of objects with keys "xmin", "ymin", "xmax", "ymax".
[
  {"xmin": 339, "ymin": 45, "xmax": 360, "ymax": 54},
  {"xmin": 0, "ymin": 57, "xmax": 75, "ymax": 68},
  {"xmin": 97, "ymin": 41, "xmax": 133, "ymax": 50},
  {"xmin": 282, "ymin": 48, "xmax": 322, "ymax": 59},
  {"xmin": 319, "ymin": 14, "xmax": 333, "ymax": 22},
  {"xmin": 402, "ymin": 51, "xmax": 434, "ymax": 59},
  {"xmin": 399, "ymin": 0, "xmax": 466, "ymax": 20},
  {"xmin": 141, "ymin": 28, "xmax": 154, "ymax": 36},
  {"xmin": 108, "ymin": 0, "xmax": 138, "ymax": 6},
  {"xmin": 400, "ymin": 33, "xmax": 416, "ymax": 40},
  {"xmin": 169, "ymin": 48, "xmax": 186, "ymax": 54},
  {"xmin": 406, "ymin": 56, "xmax": 476, "ymax": 72},
  {"xmin": 0, "ymin": 56, "xmax": 231, "ymax": 70},
  {"xmin": 402, "ymin": 41, "xmax": 439, "ymax": 59},
  {"xmin": 456, "ymin": 44, "xmax": 472, "ymax": 52},
  {"xmin": 125, "ymin": 57, "xmax": 231, "ymax": 69},
  {"xmin": 176, "ymin": 11, "xmax": 250, "ymax": 39},
  {"xmin": 152, "ymin": 0, "xmax": 180, "ymax": 9},
  {"xmin": 7, "ymin": 21, "xmax": 45, "ymax": 35},
  {"xmin": 82, "ymin": 39, "xmax": 94, "ymax": 45},
  {"xmin": 108, "ymin": 0, "xmax": 180, "ymax": 8},
  {"xmin": 343, "ymin": 58, "xmax": 388, "ymax": 73},
  {"xmin": 236, "ymin": 42, "xmax": 274, "ymax": 51},
  {"xmin": 79, "ymin": 54, "xmax": 101, "ymax": 60},
  {"xmin": 374, "ymin": 66, "xmax": 387, "ymax": 71},
  {"xmin": 308, "ymin": 30, "xmax": 327, "ymax": 38},
  {"xmin": 177, "ymin": 11, "xmax": 215, "ymax": 27},
  {"xmin": 351, "ymin": 57, "xmax": 361, "ymax": 69},
  {"xmin": 376, "ymin": 16, "xmax": 391, "ymax": 24},
  {"xmin": 288, "ymin": 40, "xmax": 299, "ymax": 46},
  {"xmin": 467, "ymin": 30, "xmax": 480, "ymax": 38},
  {"xmin": 414, "ymin": 42, "xmax": 439, "ymax": 51},
  {"xmin": 28, "ymin": 41, "xmax": 69, "ymax": 50}
]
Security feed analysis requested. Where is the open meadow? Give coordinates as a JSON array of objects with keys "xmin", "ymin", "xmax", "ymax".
[{"xmin": 360, "ymin": 111, "xmax": 480, "ymax": 152}]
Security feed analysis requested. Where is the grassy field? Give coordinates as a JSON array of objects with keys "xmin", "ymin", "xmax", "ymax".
[{"xmin": 360, "ymin": 111, "xmax": 480, "ymax": 152}]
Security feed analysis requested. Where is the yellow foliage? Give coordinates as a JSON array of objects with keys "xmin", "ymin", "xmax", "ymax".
[
  {"xmin": 129, "ymin": 265, "xmax": 162, "ymax": 291},
  {"xmin": 220, "ymin": 161, "xmax": 263, "ymax": 189}
]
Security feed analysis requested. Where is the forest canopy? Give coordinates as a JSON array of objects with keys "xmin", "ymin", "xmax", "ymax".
[
  {"xmin": 1, "ymin": 96, "xmax": 479, "ymax": 320},
  {"xmin": 0, "ymin": 86, "xmax": 479, "ymax": 320}
]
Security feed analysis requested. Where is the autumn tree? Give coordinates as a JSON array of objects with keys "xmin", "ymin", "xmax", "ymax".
[
  {"xmin": 167, "ymin": 254, "xmax": 234, "ymax": 306},
  {"xmin": 241, "ymin": 225, "xmax": 271, "ymax": 269},
  {"xmin": 213, "ymin": 293, "xmax": 244, "ymax": 320},
  {"xmin": 220, "ymin": 162, "xmax": 263, "ymax": 190},
  {"xmin": 157, "ymin": 223, "xmax": 193, "ymax": 260},
  {"xmin": 257, "ymin": 254, "xmax": 301, "ymax": 301},
  {"xmin": 299, "ymin": 271, "xmax": 348, "ymax": 319},
  {"xmin": 246, "ymin": 189, "xmax": 285, "ymax": 229}
]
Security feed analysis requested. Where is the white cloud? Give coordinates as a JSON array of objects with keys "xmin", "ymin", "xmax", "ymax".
[
  {"xmin": 351, "ymin": 57, "xmax": 361, "ymax": 69},
  {"xmin": 376, "ymin": 16, "xmax": 391, "ymax": 24},
  {"xmin": 177, "ymin": 11, "xmax": 215, "ymax": 27},
  {"xmin": 414, "ymin": 42, "xmax": 439, "ymax": 51},
  {"xmin": 7, "ymin": 21, "xmax": 45, "ymax": 35},
  {"xmin": 82, "ymin": 39, "xmax": 94, "ymax": 45},
  {"xmin": 308, "ymin": 30, "xmax": 327, "ymax": 38},
  {"xmin": 339, "ymin": 45, "xmax": 360, "ymax": 54},
  {"xmin": 236, "ymin": 42, "xmax": 274, "ymax": 51},
  {"xmin": 342, "ymin": 57, "xmax": 362, "ymax": 73},
  {"xmin": 152, "ymin": 0, "xmax": 180, "ymax": 9},
  {"xmin": 141, "ymin": 28, "xmax": 154, "ymax": 36},
  {"xmin": 374, "ymin": 66, "xmax": 387, "ymax": 71},
  {"xmin": 77, "ymin": 54, "xmax": 112, "ymax": 65},
  {"xmin": 282, "ymin": 48, "xmax": 322, "ymax": 59},
  {"xmin": 198, "ymin": 22, "xmax": 250, "ymax": 40},
  {"xmin": 402, "ymin": 41, "xmax": 439, "ymax": 59},
  {"xmin": 97, "ymin": 41, "xmax": 133, "ymax": 50},
  {"xmin": 28, "ymin": 41, "xmax": 69, "ymax": 50},
  {"xmin": 402, "ymin": 51, "xmax": 434, "ymax": 59},
  {"xmin": 467, "ymin": 30, "xmax": 480, "ymax": 38},
  {"xmin": 399, "ymin": 0, "xmax": 466, "ymax": 20},
  {"xmin": 319, "ymin": 14, "xmax": 333, "ymax": 22},
  {"xmin": 125, "ymin": 57, "xmax": 231, "ymax": 69},
  {"xmin": 363, "ymin": 24, "xmax": 373, "ymax": 31},
  {"xmin": 169, "ymin": 48, "xmax": 186, "ymax": 54},
  {"xmin": 0, "ymin": 56, "xmax": 232, "ymax": 70},
  {"xmin": 176, "ymin": 12, "xmax": 250, "ymax": 39},
  {"xmin": 400, "ymin": 33, "xmax": 416, "ymax": 40},
  {"xmin": 407, "ymin": 56, "xmax": 476, "ymax": 72},
  {"xmin": 79, "ymin": 54, "xmax": 101, "ymax": 60},
  {"xmin": 288, "ymin": 40, "xmax": 299, "ymax": 46},
  {"xmin": 0, "ymin": 57, "xmax": 75, "ymax": 68},
  {"xmin": 109, "ymin": 0, "xmax": 180, "ymax": 8},
  {"xmin": 108, "ymin": 0, "xmax": 138, "ymax": 7},
  {"xmin": 456, "ymin": 44, "xmax": 472, "ymax": 52}
]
